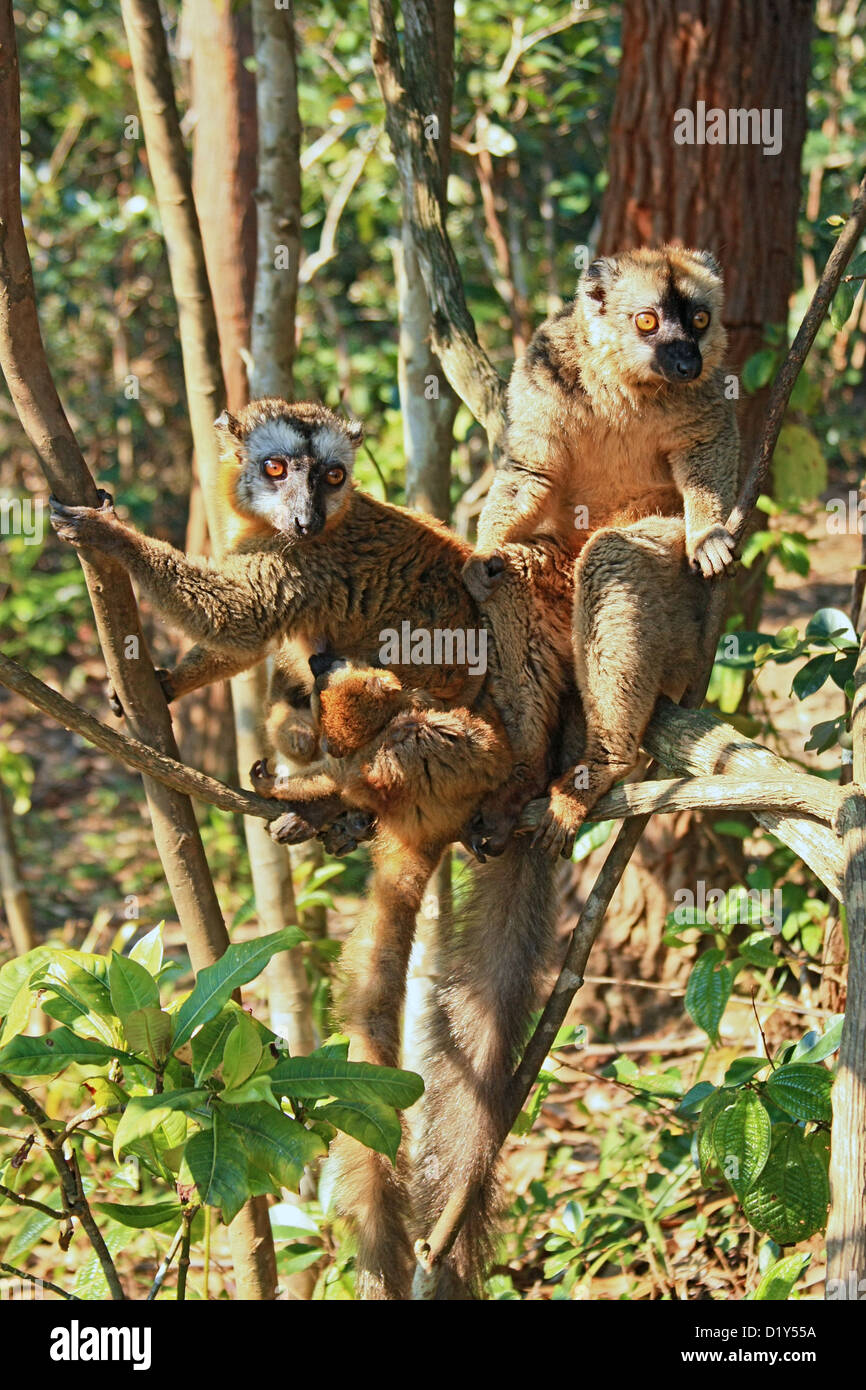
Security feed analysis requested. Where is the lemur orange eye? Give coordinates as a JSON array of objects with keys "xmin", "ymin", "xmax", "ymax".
[
  {"xmin": 263, "ymin": 457, "xmax": 287, "ymax": 479},
  {"xmin": 693, "ymin": 309, "xmax": 710, "ymax": 331},
  {"xmin": 635, "ymin": 310, "xmax": 659, "ymax": 334},
  {"xmin": 325, "ymin": 466, "xmax": 346, "ymax": 486}
]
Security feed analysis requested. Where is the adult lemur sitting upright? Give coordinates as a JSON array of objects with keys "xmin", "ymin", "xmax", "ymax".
[{"xmin": 464, "ymin": 245, "xmax": 741, "ymax": 858}]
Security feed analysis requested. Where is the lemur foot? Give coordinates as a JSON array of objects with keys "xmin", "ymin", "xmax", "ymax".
[
  {"xmin": 464, "ymin": 806, "xmax": 516, "ymax": 863},
  {"xmin": 250, "ymin": 758, "xmax": 290, "ymax": 797},
  {"xmin": 49, "ymin": 489, "xmax": 118, "ymax": 547},
  {"xmin": 318, "ymin": 809, "xmax": 377, "ymax": 857},
  {"xmin": 532, "ymin": 775, "xmax": 591, "ymax": 859},
  {"xmin": 269, "ymin": 810, "xmax": 319, "ymax": 845},
  {"xmin": 108, "ymin": 668, "xmax": 174, "ymax": 719},
  {"xmin": 461, "ymin": 552, "xmax": 507, "ymax": 603}
]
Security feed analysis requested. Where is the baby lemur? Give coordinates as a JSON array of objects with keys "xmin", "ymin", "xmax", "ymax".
[
  {"xmin": 465, "ymin": 246, "xmax": 741, "ymax": 856},
  {"xmin": 50, "ymin": 399, "xmax": 578, "ymax": 1298},
  {"xmin": 250, "ymin": 656, "xmax": 514, "ymax": 1297}
]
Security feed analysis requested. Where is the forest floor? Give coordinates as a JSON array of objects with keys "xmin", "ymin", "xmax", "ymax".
[{"xmin": 0, "ymin": 493, "xmax": 857, "ymax": 1300}]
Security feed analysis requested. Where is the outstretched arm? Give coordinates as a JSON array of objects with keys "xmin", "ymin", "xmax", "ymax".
[{"xmin": 50, "ymin": 491, "xmax": 296, "ymax": 654}]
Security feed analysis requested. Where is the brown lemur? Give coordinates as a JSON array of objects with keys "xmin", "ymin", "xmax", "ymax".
[
  {"xmin": 49, "ymin": 398, "xmax": 580, "ymax": 1298},
  {"xmin": 463, "ymin": 246, "xmax": 741, "ymax": 857},
  {"xmin": 248, "ymin": 655, "xmax": 515, "ymax": 1297}
]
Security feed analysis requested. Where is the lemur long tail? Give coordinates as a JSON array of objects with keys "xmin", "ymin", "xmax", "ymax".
[
  {"xmin": 332, "ymin": 831, "xmax": 440, "ymax": 1300},
  {"xmin": 410, "ymin": 839, "xmax": 559, "ymax": 1298}
]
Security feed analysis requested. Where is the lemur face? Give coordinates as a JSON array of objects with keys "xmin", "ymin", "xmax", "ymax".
[
  {"xmin": 580, "ymin": 247, "xmax": 727, "ymax": 387},
  {"xmin": 216, "ymin": 399, "xmax": 363, "ymax": 540}
]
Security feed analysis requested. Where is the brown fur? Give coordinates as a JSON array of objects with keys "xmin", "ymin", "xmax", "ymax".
[
  {"xmin": 465, "ymin": 246, "xmax": 740, "ymax": 855},
  {"xmin": 50, "ymin": 403, "xmax": 580, "ymax": 1298}
]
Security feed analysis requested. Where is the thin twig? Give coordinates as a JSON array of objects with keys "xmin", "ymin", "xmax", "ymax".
[
  {"xmin": 0, "ymin": 1183, "xmax": 65, "ymax": 1218},
  {"xmin": 147, "ymin": 1220, "xmax": 186, "ymax": 1301},
  {"xmin": 0, "ymin": 1261, "xmax": 79, "ymax": 1300}
]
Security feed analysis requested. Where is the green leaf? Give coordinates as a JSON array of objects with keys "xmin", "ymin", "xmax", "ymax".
[
  {"xmin": 788, "ymin": 1017, "xmax": 843, "ymax": 1065},
  {"xmin": 723, "ymin": 1057, "xmax": 770, "ymax": 1087},
  {"xmin": 0, "ymin": 980, "xmax": 37, "ymax": 1046},
  {"xmin": 805, "ymin": 607, "xmax": 857, "ymax": 647},
  {"xmin": 772, "ymin": 424, "xmax": 827, "ymax": 508},
  {"xmin": 129, "ymin": 923, "xmax": 164, "ymax": 976},
  {"xmin": 753, "ymin": 1252, "xmax": 811, "ymax": 1301},
  {"xmin": 222, "ymin": 1013, "xmax": 263, "ymax": 1090},
  {"xmin": 742, "ymin": 1124, "xmax": 830, "ymax": 1244},
  {"xmin": 685, "ymin": 950, "xmax": 733, "ymax": 1042},
  {"xmin": 792, "ymin": 652, "xmax": 835, "ymax": 700},
  {"xmin": 173, "ymin": 929, "xmax": 303, "ymax": 1051},
  {"xmin": 697, "ymin": 1089, "xmax": 736, "ymax": 1187},
  {"xmin": 108, "ymin": 950, "xmax": 160, "ymax": 1023},
  {"xmin": 36, "ymin": 953, "xmax": 114, "ymax": 1021},
  {"xmin": 124, "ymin": 1007, "xmax": 174, "ymax": 1064},
  {"xmin": 0, "ymin": 945, "xmax": 64, "ymax": 1017},
  {"xmin": 73, "ymin": 1225, "xmax": 128, "ymax": 1300},
  {"xmin": 571, "ymin": 819, "xmax": 614, "ymax": 862},
  {"xmin": 765, "ymin": 1063, "xmax": 833, "ymax": 1123},
  {"xmin": 830, "ymin": 278, "xmax": 858, "ymax": 330},
  {"xmin": 741, "ymin": 347, "xmax": 778, "ymax": 394},
  {"xmin": 0, "ymin": 1026, "xmax": 129, "ymax": 1076},
  {"xmin": 222, "ymin": 1103, "xmax": 326, "ymax": 1190},
  {"xmin": 220, "ymin": 1075, "xmax": 279, "ymax": 1108},
  {"xmin": 675, "ymin": 1081, "xmax": 715, "ymax": 1117},
  {"xmin": 317, "ymin": 1099, "xmax": 402, "ymax": 1162},
  {"xmin": 191, "ymin": 1013, "xmax": 236, "ymax": 1084},
  {"xmin": 712, "ymin": 1091, "xmax": 772, "ymax": 1198},
  {"xmin": 5, "ymin": 1207, "xmax": 58, "ymax": 1262},
  {"xmin": 93, "ymin": 1200, "xmax": 182, "ymax": 1230},
  {"xmin": 269, "ymin": 1055, "xmax": 424, "ymax": 1108},
  {"xmin": 113, "ymin": 1090, "xmax": 209, "ymax": 1161},
  {"xmin": 185, "ymin": 1110, "xmax": 250, "ymax": 1223}
]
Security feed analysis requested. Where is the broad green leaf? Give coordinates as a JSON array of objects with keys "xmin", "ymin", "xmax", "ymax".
[
  {"xmin": 830, "ymin": 278, "xmax": 858, "ymax": 330},
  {"xmin": 317, "ymin": 1099, "xmax": 402, "ymax": 1162},
  {"xmin": 766, "ymin": 1063, "xmax": 833, "ymax": 1123},
  {"xmin": 685, "ymin": 950, "xmax": 732, "ymax": 1042},
  {"xmin": 124, "ymin": 1007, "xmax": 174, "ymax": 1064},
  {"xmin": 220, "ymin": 1075, "xmax": 279, "ymax": 1108},
  {"xmin": 173, "ymin": 929, "xmax": 303, "ymax": 1051},
  {"xmin": 697, "ymin": 1088, "xmax": 736, "ymax": 1187},
  {"xmin": 129, "ymin": 923, "xmax": 164, "ymax": 976},
  {"xmin": 113, "ymin": 1090, "xmax": 209, "ymax": 1161},
  {"xmin": 38, "ymin": 953, "xmax": 113, "ymax": 1020},
  {"xmin": 675, "ymin": 1081, "xmax": 715, "ymax": 1117},
  {"xmin": 108, "ymin": 951, "xmax": 160, "ymax": 1024},
  {"xmin": 712, "ymin": 1091, "xmax": 772, "ymax": 1198},
  {"xmin": 222, "ymin": 1013, "xmax": 263, "ymax": 1090},
  {"xmin": 788, "ymin": 1017, "xmax": 843, "ymax": 1066},
  {"xmin": 0, "ymin": 979, "xmax": 37, "ymax": 1046},
  {"xmin": 185, "ymin": 1110, "xmax": 250, "ymax": 1223},
  {"xmin": 723, "ymin": 1057, "xmax": 770, "ymax": 1087},
  {"xmin": 73, "ymin": 1225, "xmax": 128, "ymax": 1300},
  {"xmin": 93, "ymin": 1200, "xmax": 182, "ymax": 1230},
  {"xmin": 0, "ymin": 1026, "xmax": 129, "ymax": 1076},
  {"xmin": 5, "ymin": 1207, "xmax": 60, "ymax": 1262},
  {"xmin": 792, "ymin": 652, "xmax": 834, "ymax": 700},
  {"xmin": 270, "ymin": 1056, "xmax": 424, "ymax": 1108},
  {"xmin": 805, "ymin": 607, "xmax": 857, "ymax": 647},
  {"xmin": 754, "ymin": 1252, "xmax": 811, "ymax": 1301},
  {"xmin": 192, "ymin": 1013, "xmax": 236, "ymax": 1085},
  {"xmin": 742, "ymin": 1124, "xmax": 829, "ymax": 1245},
  {"xmin": 571, "ymin": 819, "xmax": 614, "ymax": 862},
  {"xmin": 0, "ymin": 945, "xmax": 64, "ymax": 1016},
  {"xmin": 222, "ymin": 1102, "xmax": 325, "ymax": 1190},
  {"xmin": 772, "ymin": 424, "xmax": 827, "ymax": 508}
]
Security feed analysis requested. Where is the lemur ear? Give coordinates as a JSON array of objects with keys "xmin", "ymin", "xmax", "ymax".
[
  {"xmin": 584, "ymin": 256, "xmax": 619, "ymax": 305},
  {"xmin": 345, "ymin": 419, "xmax": 364, "ymax": 449},
  {"xmin": 214, "ymin": 409, "xmax": 241, "ymax": 438},
  {"xmin": 694, "ymin": 248, "xmax": 723, "ymax": 279}
]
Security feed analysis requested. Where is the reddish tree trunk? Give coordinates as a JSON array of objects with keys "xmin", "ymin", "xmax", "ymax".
[{"xmin": 599, "ymin": 0, "xmax": 812, "ymax": 436}]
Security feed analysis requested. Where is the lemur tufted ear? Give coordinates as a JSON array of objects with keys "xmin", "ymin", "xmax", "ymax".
[
  {"xmin": 214, "ymin": 410, "xmax": 241, "ymax": 438},
  {"xmin": 345, "ymin": 418, "xmax": 364, "ymax": 448},
  {"xmin": 583, "ymin": 256, "xmax": 620, "ymax": 305},
  {"xmin": 693, "ymin": 248, "xmax": 723, "ymax": 279}
]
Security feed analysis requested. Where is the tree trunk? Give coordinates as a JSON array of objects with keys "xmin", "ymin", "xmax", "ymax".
[{"xmin": 598, "ymin": 0, "xmax": 812, "ymax": 432}]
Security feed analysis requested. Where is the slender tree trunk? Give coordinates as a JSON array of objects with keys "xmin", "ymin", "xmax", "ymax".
[
  {"xmin": 0, "ymin": 784, "xmax": 35, "ymax": 955},
  {"xmin": 120, "ymin": 0, "xmax": 283, "ymax": 1299}
]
